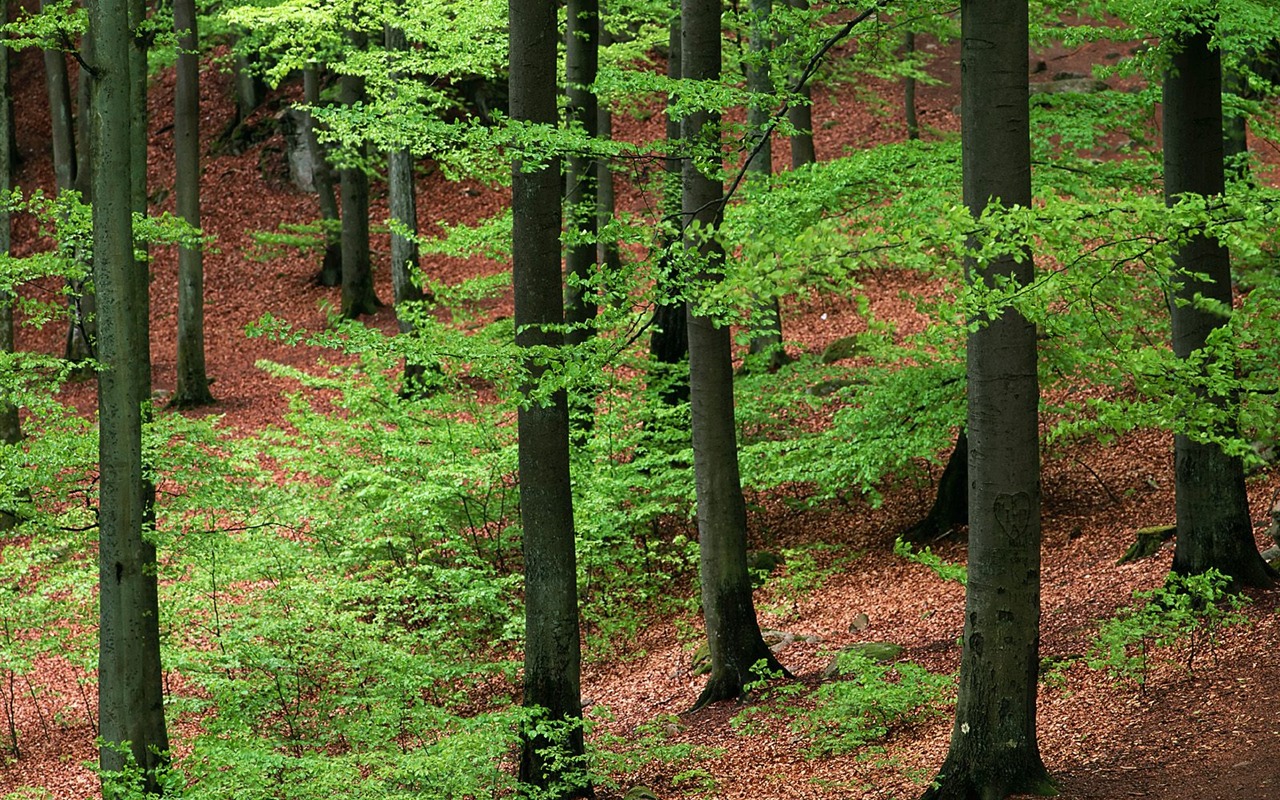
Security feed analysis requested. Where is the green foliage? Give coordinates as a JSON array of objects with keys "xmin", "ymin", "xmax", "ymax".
[
  {"xmin": 894, "ymin": 538, "xmax": 967, "ymax": 586},
  {"xmin": 1088, "ymin": 570, "xmax": 1251, "ymax": 689}
]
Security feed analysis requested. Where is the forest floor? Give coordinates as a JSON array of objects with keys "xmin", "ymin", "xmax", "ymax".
[{"xmin": 4, "ymin": 19, "xmax": 1280, "ymax": 800}]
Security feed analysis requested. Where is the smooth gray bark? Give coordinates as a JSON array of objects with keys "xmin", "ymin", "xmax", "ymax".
[
  {"xmin": 172, "ymin": 0, "xmax": 212, "ymax": 407},
  {"xmin": 303, "ymin": 66, "xmax": 342, "ymax": 287},
  {"xmin": 1163, "ymin": 32, "xmax": 1274, "ymax": 589},
  {"xmin": 786, "ymin": 0, "xmax": 815, "ymax": 167},
  {"xmin": 743, "ymin": 0, "xmax": 788, "ymax": 371},
  {"xmin": 683, "ymin": 0, "xmax": 785, "ymax": 711},
  {"xmin": 510, "ymin": 0, "xmax": 589, "ymax": 793},
  {"xmin": 921, "ymin": 0, "xmax": 1052, "ymax": 796},
  {"xmin": 40, "ymin": 0, "xmax": 76, "ymax": 192},
  {"xmin": 89, "ymin": 0, "xmax": 170, "ymax": 789},
  {"xmin": 338, "ymin": 32, "xmax": 379, "ymax": 319}
]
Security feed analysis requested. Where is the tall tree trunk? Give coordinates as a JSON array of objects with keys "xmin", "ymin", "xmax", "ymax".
[
  {"xmin": 233, "ymin": 53, "xmax": 266, "ymax": 126},
  {"xmin": 684, "ymin": 0, "xmax": 785, "ymax": 712},
  {"xmin": 920, "ymin": 0, "xmax": 1052, "ymax": 796},
  {"xmin": 89, "ymin": 0, "xmax": 170, "ymax": 789},
  {"xmin": 786, "ymin": 0, "xmax": 815, "ymax": 168},
  {"xmin": 595, "ymin": 24, "xmax": 622, "ymax": 279},
  {"xmin": 743, "ymin": 0, "xmax": 788, "ymax": 372},
  {"xmin": 172, "ymin": 0, "xmax": 212, "ymax": 407},
  {"xmin": 384, "ymin": 23, "xmax": 430, "ymax": 392},
  {"xmin": 648, "ymin": 5, "xmax": 689, "ymax": 404},
  {"xmin": 564, "ymin": 0, "xmax": 599, "ymax": 349},
  {"xmin": 0, "ymin": 11, "xmax": 19, "ymax": 532},
  {"xmin": 303, "ymin": 66, "xmax": 342, "ymax": 287},
  {"xmin": 338, "ymin": 32, "xmax": 379, "ymax": 320},
  {"xmin": 510, "ymin": 0, "xmax": 589, "ymax": 794},
  {"xmin": 40, "ymin": 0, "xmax": 77, "ymax": 192},
  {"xmin": 1164, "ymin": 32, "xmax": 1275, "ymax": 589}
]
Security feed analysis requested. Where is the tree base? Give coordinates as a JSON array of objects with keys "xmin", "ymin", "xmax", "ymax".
[
  {"xmin": 902, "ymin": 431, "xmax": 968, "ymax": 545},
  {"xmin": 689, "ymin": 646, "xmax": 790, "ymax": 712}
]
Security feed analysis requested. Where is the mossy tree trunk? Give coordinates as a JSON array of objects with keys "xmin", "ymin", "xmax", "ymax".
[
  {"xmin": 1163, "ymin": 31, "xmax": 1275, "ymax": 589},
  {"xmin": 683, "ymin": 0, "xmax": 786, "ymax": 711},
  {"xmin": 89, "ymin": 0, "xmax": 171, "ymax": 789},
  {"xmin": 510, "ymin": 0, "xmax": 590, "ymax": 794},
  {"xmin": 921, "ymin": 0, "xmax": 1052, "ymax": 796}
]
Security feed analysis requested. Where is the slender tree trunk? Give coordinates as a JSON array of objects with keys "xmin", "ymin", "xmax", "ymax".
[
  {"xmin": 0, "ymin": 13, "xmax": 19, "ymax": 532},
  {"xmin": 303, "ymin": 66, "xmax": 342, "ymax": 287},
  {"xmin": 40, "ymin": 0, "xmax": 76, "ymax": 192},
  {"xmin": 564, "ymin": 0, "xmax": 599, "ymax": 349},
  {"xmin": 338, "ymin": 32, "xmax": 379, "ymax": 320},
  {"xmin": 904, "ymin": 30, "xmax": 919, "ymax": 140},
  {"xmin": 595, "ymin": 24, "xmax": 622, "ymax": 278},
  {"xmin": 684, "ymin": 0, "xmax": 785, "ymax": 712},
  {"xmin": 89, "ymin": 0, "xmax": 170, "ymax": 789},
  {"xmin": 648, "ymin": 5, "xmax": 689, "ymax": 404},
  {"xmin": 743, "ymin": 0, "xmax": 788, "ymax": 372},
  {"xmin": 921, "ymin": 0, "xmax": 1052, "ymax": 796},
  {"xmin": 510, "ymin": 0, "xmax": 589, "ymax": 794},
  {"xmin": 385, "ymin": 23, "xmax": 430, "ymax": 392},
  {"xmin": 1163, "ymin": 32, "xmax": 1275, "ymax": 589},
  {"xmin": 233, "ymin": 53, "xmax": 266, "ymax": 125},
  {"xmin": 787, "ymin": 0, "xmax": 815, "ymax": 168}
]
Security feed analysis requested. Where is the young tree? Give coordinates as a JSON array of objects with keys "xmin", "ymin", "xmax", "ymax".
[
  {"xmin": 88, "ymin": 0, "xmax": 170, "ymax": 788},
  {"xmin": 510, "ymin": 0, "xmax": 589, "ymax": 793},
  {"xmin": 920, "ymin": 0, "xmax": 1053, "ymax": 796},
  {"xmin": 172, "ymin": 0, "xmax": 213, "ymax": 407},
  {"xmin": 683, "ymin": 0, "xmax": 786, "ymax": 711},
  {"xmin": 1163, "ymin": 30, "xmax": 1275, "ymax": 588}
]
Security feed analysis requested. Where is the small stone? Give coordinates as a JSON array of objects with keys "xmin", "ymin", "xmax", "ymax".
[
  {"xmin": 821, "ymin": 335, "xmax": 865, "ymax": 364},
  {"xmin": 849, "ymin": 612, "xmax": 870, "ymax": 632},
  {"xmin": 624, "ymin": 787, "xmax": 660, "ymax": 800},
  {"xmin": 822, "ymin": 641, "xmax": 904, "ymax": 678}
]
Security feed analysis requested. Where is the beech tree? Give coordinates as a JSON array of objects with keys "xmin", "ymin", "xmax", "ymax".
[
  {"xmin": 0, "ymin": 10, "xmax": 17, "ymax": 532},
  {"xmin": 564, "ymin": 0, "xmax": 599, "ymax": 351},
  {"xmin": 338, "ymin": 27, "xmax": 379, "ymax": 319},
  {"xmin": 303, "ymin": 65, "xmax": 343, "ymax": 287},
  {"xmin": 921, "ymin": 0, "xmax": 1052, "ymax": 796},
  {"xmin": 88, "ymin": 0, "xmax": 170, "ymax": 788},
  {"xmin": 510, "ymin": 0, "xmax": 589, "ymax": 793},
  {"xmin": 173, "ymin": 0, "xmax": 213, "ymax": 407},
  {"xmin": 785, "ymin": 0, "xmax": 815, "ymax": 167},
  {"xmin": 683, "ymin": 0, "xmax": 785, "ymax": 710},
  {"xmin": 1162, "ymin": 29, "xmax": 1275, "ymax": 588}
]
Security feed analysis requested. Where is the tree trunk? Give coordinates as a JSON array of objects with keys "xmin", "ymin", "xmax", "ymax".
[
  {"xmin": 684, "ymin": 0, "xmax": 786, "ymax": 712},
  {"xmin": 921, "ymin": 0, "xmax": 1052, "ymax": 796},
  {"xmin": 904, "ymin": 30, "xmax": 919, "ymax": 140},
  {"xmin": 902, "ymin": 430, "xmax": 967, "ymax": 544},
  {"xmin": 40, "ymin": 0, "xmax": 76, "ymax": 192},
  {"xmin": 743, "ymin": 0, "xmax": 789, "ymax": 372},
  {"xmin": 0, "ymin": 12, "xmax": 18, "ymax": 532},
  {"xmin": 510, "ymin": 0, "xmax": 589, "ymax": 794},
  {"xmin": 385, "ymin": 23, "xmax": 430, "ymax": 393},
  {"xmin": 303, "ymin": 66, "xmax": 342, "ymax": 287},
  {"xmin": 1163, "ymin": 31, "xmax": 1275, "ymax": 589},
  {"xmin": 595, "ymin": 25, "xmax": 622, "ymax": 278},
  {"xmin": 172, "ymin": 0, "xmax": 212, "ymax": 407},
  {"xmin": 787, "ymin": 0, "xmax": 816, "ymax": 168},
  {"xmin": 648, "ymin": 5, "xmax": 689, "ymax": 404},
  {"xmin": 89, "ymin": 0, "xmax": 170, "ymax": 789},
  {"xmin": 564, "ymin": 0, "xmax": 599, "ymax": 350},
  {"xmin": 338, "ymin": 32, "xmax": 380, "ymax": 320},
  {"xmin": 234, "ymin": 53, "xmax": 266, "ymax": 125}
]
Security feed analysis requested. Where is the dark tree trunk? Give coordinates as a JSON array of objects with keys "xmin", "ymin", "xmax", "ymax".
[
  {"xmin": 564, "ymin": 0, "xmax": 599, "ymax": 349},
  {"xmin": 89, "ymin": 0, "xmax": 170, "ymax": 789},
  {"xmin": 902, "ymin": 430, "xmax": 968, "ymax": 544},
  {"xmin": 510, "ymin": 0, "xmax": 590, "ymax": 793},
  {"xmin": 0, "ymin": 11, "xmax": 18, "ymax": 532},
  {"xmin": 40, "ymin": 0, "xmax": 76, "ymax": 192},
  {"xmin": 303, "ymin": 66, "xmax": 342, "ymax": 287},
  {"xmin": 743, "ymin": 0, "xmax": 789, "ymax": 372},
  {"xmin": 648, "ymin": 6, "xmax": 688, "ymax": 404},
  {"xmin": 921, "ymin": 0, "xmax": 1052, "ymax": 797},
  {"xmin": 1163, "ymin": 32, "xmax": 1275, "ymax": 589},
  {"xmin": 338, "ymin": 32, "xmax": 380, "ymax": 320},
  {"xmin": 172, "ymin": 0, "xmax": 212, "ymax": 407},
  {"xmin": 904, "ymin": 30, "xmax": 919, "ymax": 140},
  {"xmin": 683, "ymin": 0, "xmax": 785, "ymax": 712},
  {"xmin": 787, "ymin": 0, "xmax": 815, "ymax": 168},
  {"xmin": 595, "ymin": 25, "xmax": 622, "ymax": 278},
  {"xmin": 385, "ymin": 23, "xmax": 430, "ymax": 392}
]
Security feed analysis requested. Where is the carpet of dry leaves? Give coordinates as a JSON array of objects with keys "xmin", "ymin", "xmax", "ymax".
[{"xmin": 4, "ymin": 24, "xmax": 1279, "ymax": 800}]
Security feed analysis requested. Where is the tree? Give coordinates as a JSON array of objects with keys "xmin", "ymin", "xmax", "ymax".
[
  {"xmin": 88, "ymin": 0, "xmax": 170, "ymax": 788},
  {"xmin": 920, "ymin": 0, "xmax": 1053, "ymax": 796},
  {"xmin": 338, "ymin": 27, "xmax": 379, "ymax": 319},
  {"xmin": 0, "ymin": 9, "xmax": 18, "ymax": 532},
  {"xmin": 564, "ymin": 0, "xmax": 599, "ymax": 351},
  {"xmin": 510, "ymin": 0, "xmax": 589, "ymax": 793},
  {"xmin": 172, "ymin": 0, "xmax": 213, "ymax": 407},
  {"xmin": 303, "ymin": 65, "xmax": 343, "ymax": 287},
  {"xmin": 786, "ymin": 0, "xmax": 815, "ymax": 167},
  {"xmin": 683, "ymin": 0, "xmax": 786, "ymax": 711},
  {"xmin": 1162, "ymin": 29, "xmax": 1275, "ymax": 589}
]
